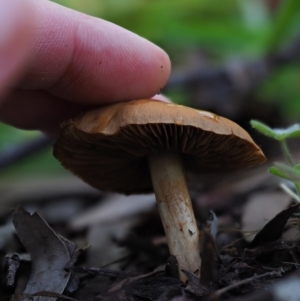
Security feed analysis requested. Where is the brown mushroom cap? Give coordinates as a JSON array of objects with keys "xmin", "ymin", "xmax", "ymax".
[{"xmin": 53, "ymin": 99, "xmax": 266, "ymax": 194}]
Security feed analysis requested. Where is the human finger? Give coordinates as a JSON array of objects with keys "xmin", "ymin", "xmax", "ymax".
[
  {"xmin": 0, "ymin": 90, "xmax": 170, "ymax": 137},
  {"xmin": 0, "ymin": 0, "xmax": 34, "ymax": 98},
  {"xmin": 16, "ymin": 0, "xmax": 171, "ymax": 104}
]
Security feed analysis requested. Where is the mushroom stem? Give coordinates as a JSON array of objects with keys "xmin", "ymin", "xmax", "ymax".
[{"xmin": 148, "ymin": 151, "xmax": 201, "ymax": 281}]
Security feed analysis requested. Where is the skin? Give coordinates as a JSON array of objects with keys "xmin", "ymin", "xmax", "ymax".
[{"xmin": 0, "ymin": 0, "xmax": 171, "ymax": 136}]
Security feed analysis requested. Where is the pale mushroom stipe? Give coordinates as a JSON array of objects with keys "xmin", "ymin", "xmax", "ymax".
[{"xmin": 53, "ymin": 99, "xmax": 266, "ymax": 281}]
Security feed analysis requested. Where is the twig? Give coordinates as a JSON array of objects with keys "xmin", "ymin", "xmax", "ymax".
[
  {"xmin": 0, "ymin": 135, "xmax": 52, "ymax": 171},
  {"xmin": 219, "ymin": 232, "xmax": 257, "ymax": 253},
  {"xmin": 6, "ymin": 253, "xmax": 21, "ymax": 287},
  {"xmin": 209, "ymin": 272, "xmax": 275, "ymax": 300},
  {"xmin": 65, "ymin": 248, "xmax": 85, "ymax": 271},
  {"xmin": 218, "ymin": 228, "xmax": 259, "ymax": 234},
  {"xmin": 102, "ymin": 254, "xmax": 132, "ymax": 268},
  {"xmin": 281, "ymin": 261, "xmax": 300, "ymax": 267}
]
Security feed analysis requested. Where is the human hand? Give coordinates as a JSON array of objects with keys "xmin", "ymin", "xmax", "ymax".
[{"xmin": 0, "ymin": 0, "xmax": 171, "ymax": 136}]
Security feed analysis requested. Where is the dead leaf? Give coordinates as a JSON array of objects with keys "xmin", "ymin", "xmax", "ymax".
[
  {"xmin": 12, "ymin": 206, "xmax": 73, "ymax": 301},
  {"xmin": 200, "ymin": 230, "xmax": 218, "ymax": 286},
  {"xmin": 250, "ymin": 203, "xmax": 300, "ymax": 248},
  {"xmin": 182, "ymin": 270, "xmax": 208, "ymax": 297},
  {"xmin": 242, "ymin": 192, "xmax": 291, "ymax": 242}
]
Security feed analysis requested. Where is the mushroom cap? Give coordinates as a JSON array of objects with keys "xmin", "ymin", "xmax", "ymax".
[{"xmin": 54, "ymin": 99, "xmax": 266, "ymax": 194}]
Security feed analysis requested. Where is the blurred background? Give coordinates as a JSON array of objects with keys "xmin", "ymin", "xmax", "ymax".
[{"xmin": 0, "ymin": 0, "xmax": 300, "ymax": 180}]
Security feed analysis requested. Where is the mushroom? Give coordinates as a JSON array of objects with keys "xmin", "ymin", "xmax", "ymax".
[{"xmin": 53, "ymin": 99, "xmax": 266, "ymax": 281}]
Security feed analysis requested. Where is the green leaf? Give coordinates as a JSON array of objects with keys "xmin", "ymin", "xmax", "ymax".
[
  {"xmin": 271, "ymin": 124, "xmax": 300, "ymax": 140},
  {"xmin": 251, "ymin": 120, "xmax": 300, "ymax": 141},
  {"xmin": 269, "ymin": 166, "xmax": 291, "ymax": 180},
  {"xmin": 273, "ymin": 162, "xmax": 300, "ymax": 183},
  {"xmin": 250, "ymin": 120, "xmax": 279, "ymax": 139},
  {"xmin": 279, "ymin": 124, "xmax": 300, "ymax": 139}
]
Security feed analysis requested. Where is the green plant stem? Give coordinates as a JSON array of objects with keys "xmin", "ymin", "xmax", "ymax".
[
  {"xmin": 280, "ymin": 139, "xmax": 294, "ymax": 166},
  {"xmin": 280, "ymin": 139, "xmax": 300, "ymax": 197},
  {"xmin": 294, "ymin": 183, "xmax": 300, "ymax": 198},
  {"xmin": 280, "ymin": 183, "xmax": 300, "ymax": 203}
]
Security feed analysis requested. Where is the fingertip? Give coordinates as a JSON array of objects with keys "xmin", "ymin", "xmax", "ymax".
[
  {"xmin": 21, "ymin": 0, "xmax": 172, "ymax": 104},
  {"xmin": 51, "ymin": 16, "xmax": 172, "ymax": 103},
  {"xmin": 146, "ymin": 44, "xmax": 171, "ymax": 98}
]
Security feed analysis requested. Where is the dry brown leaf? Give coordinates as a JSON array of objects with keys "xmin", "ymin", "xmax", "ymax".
[
  {"xmin": 12, "ymin": 207, "xmax": 73, "ymax": 301},
  {"xmin": 241, "ymin": 192, "xmax": 291, "ymax": 242}
]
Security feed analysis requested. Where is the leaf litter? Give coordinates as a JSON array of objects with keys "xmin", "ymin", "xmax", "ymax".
[
  {"xmin": 1, "ymin": 163, "xmax": 300, "ymax": 301},
  {"xmin": 12, "ymin": 206, "xmax": 73, "ymax": 301}
]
